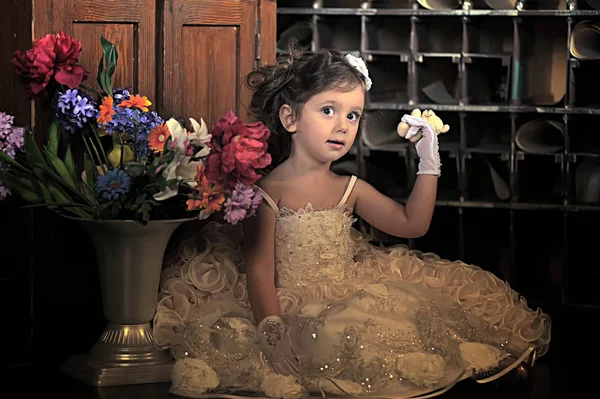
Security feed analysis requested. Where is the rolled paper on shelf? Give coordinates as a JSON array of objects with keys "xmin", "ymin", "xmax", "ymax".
[
  {"xmin": 575, "ymin": 157, "xmax": 600, "ymax": 204},
  {"xmin": 483, "ymin": 157, "xmax": 510, "ymax": 200},
  {"xmin": 570, "ymin": 20, "xmax": 600, "ymax": 60},
  {"xmin": 364, "ymin": 0, "xmax": 413, "ymax": 7},
  {"xmin": 416, "ymin": 0, "xmax": 461, "ymax": 9},
  {"xmin": 515, "ymin": 118, "xmax": 565, "ymax": 153},
  {"xmin": 422, "ymin": 79, "xmax": 458, "ymax": 105},
  {"xmin": 363, "ymin": 111, "xmax": 408, "ymax": 149},
  {"xmin": 484, "ymin": 0, "xmax": 517, "ymax": 9},
  {"xmin": 276, "ymin": 21, "xmax": 313, "ymax": 52},
  {"xmin": 585, "ymin": 0, "xmax": 600, "ymax": 9}
]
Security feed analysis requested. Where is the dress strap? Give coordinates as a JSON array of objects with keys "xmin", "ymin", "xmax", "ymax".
[
  {"xmin": 337, "ymin": 175, "xmax": 357, "ymax": 207},
  {"xmin": 255, "ymin": 186, "xmax": 279, "ymax": 214}
]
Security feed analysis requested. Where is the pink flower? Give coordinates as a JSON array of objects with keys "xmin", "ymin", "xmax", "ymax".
[
  {"xmin": 11, "ymin": 31, "xmax": 90, "ymax": 96},
  {"xmin": 223, "ymin": 183, "xmax": 263, "ymax": 224},
  {"xmin": 205, "ymin": 110, "xmax": 271, "ymax": 190}
]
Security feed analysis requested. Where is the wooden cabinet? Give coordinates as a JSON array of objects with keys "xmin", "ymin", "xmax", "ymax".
[
  {"xmin": 3, "ymin": 0, "xmax": 275, "ymax": 132},
  {"xmin": 162, "ymin": 0, "xmax": 258, "ymax": 125},
  {"xmin": 0, "ymin": 0, "xmax": 275, "ymax": 370}
]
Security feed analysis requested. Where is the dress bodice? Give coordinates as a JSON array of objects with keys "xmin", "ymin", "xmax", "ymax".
[{"xmin": 257, "ymin": 176, "xmax": 358, "ymax": 288}]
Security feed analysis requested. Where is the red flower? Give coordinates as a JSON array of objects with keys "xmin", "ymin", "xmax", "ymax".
[
  {"xmin": 11, "ymin": 31, "xmax": 90, "ymax": 96},
  {"xmin": 205, "ymin": 110, "xmax": 271, "ymax": 189}
]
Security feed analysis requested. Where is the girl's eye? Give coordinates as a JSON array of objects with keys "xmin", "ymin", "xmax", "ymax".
[
  {"xmin": 322, "ymin": 106, "xmax": 334, "ymax": 116},
  {"xmin": 347, "ymin": 112, "xmax": 361, "ymax": 121}
]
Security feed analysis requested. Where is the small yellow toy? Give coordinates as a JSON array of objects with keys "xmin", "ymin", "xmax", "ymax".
[{"xmin": 397, "ymin": 109, "xmax": 450, "ymax": 142}]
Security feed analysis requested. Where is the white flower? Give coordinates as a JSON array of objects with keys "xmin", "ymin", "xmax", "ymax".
[
  {"xmin": 396, "ymin": 352, "xmax": 446, "ymax": 387},
  {"xmin": 459, "ymin": 342, "xmax": 503, "ymax": 372},
  {"xmin": 153, "ymin": 117, "xmax": 211, "ymax": 201},
  {"xmin": 345, "ymin": 54, "xmax": 372, "ymax": 91},
  {"xmin": 170, "ymin": 358, "xmax": 220, "ymax": 396},
  {"xmin": 261, "ymin": 373, "xmax": 305, "ymax": 399}
]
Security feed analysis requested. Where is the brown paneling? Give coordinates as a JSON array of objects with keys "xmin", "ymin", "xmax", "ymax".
[
  {"xmin": 72, "ymin": 24, "xmax": 135, "ymax": 95},
  {"xmin": 182, "ymin": 27, "xmax": 238, "ymax": 127},
  {"xmin": 162, "ymin": 0, "xmax": 258, "ymax": 126},
  {"xmin": 33, "ymin": 0, "xmax": 157, "ymax": 135},
  {"xmin": 0, "ymin": 0, "xmax": 33, "ymax": 128},
  {"xmin": 259, "ymin": 0, "xmax": 277, "ymax": 68}
]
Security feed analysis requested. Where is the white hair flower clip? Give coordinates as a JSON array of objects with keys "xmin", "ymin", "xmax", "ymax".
[{"xmin": 345, "ymin": 54, "xmax": 372, "ymax": 91}]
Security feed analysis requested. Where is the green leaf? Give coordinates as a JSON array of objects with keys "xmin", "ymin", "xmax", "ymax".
[
  {"xmin": 64, "ymin": 144, "xmax": 78, "ymax": 184},
  {"xmin": 0, "ymin": 150, "xmax": 32, "ymax": 175},
  {"xmin": 46, "ymin": 119, "xmax": 60, "ymax": 156},
  {"xmin": 45, "ymin": 150, "xmax": 77, "ymax": 190},
  {"xmin": 101, "ymin": 35, "xmax": 118, "ymax": 77},
  {"xmin": 96, "ymin": 36, "xmax": 118, "ymax": 95},
  {"xmin": 23, "ymin": 129, "xmax": 47, "ymax": 169},
  {"xmin": 0, "ymin": 172, "xmax": 43, "ymax": 204}
]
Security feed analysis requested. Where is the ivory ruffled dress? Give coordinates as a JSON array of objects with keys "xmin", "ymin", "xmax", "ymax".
[{"xmin": 153, "ymin": 175, "xmax": 550, "ymax": 398}]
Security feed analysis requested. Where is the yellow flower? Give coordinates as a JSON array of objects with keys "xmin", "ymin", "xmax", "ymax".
[{"xmin": 108, "ymin": 144, "xmax": 134, "ymax": 168}]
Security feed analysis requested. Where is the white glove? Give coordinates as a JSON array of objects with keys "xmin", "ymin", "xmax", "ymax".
[
  {"xmin": 400, "ymin": 113, "xmax": 441, "ymax": 176},
  {"xmin": 257, "ymin": 315, "xmax": 300, "ymax": 377}
]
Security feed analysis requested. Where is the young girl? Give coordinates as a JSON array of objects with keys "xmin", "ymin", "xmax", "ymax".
[{"xmin": 153, "ymin": 42, "xmax": 551, "ymax": 399}]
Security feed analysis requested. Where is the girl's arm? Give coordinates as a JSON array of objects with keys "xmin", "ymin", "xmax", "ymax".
[
  {"xmin": 354, "ymin": 112, "xmax": 442, "ymax": 238},
  {"xmin": 353, "ymin": 174, "xmax": 437, "ymax": 238},
  {"xmin": 243, "ymin": 201, "xmax": 280, "ymax": 323}
]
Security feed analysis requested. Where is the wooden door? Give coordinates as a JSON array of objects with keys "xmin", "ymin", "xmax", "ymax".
[
  {"xmin": 162, "ymin": 0, "xmax": 272, "ymax": 127},
  {"xmin": 33, "ymin": 0, "xmax": 157, "ymax": 132}
]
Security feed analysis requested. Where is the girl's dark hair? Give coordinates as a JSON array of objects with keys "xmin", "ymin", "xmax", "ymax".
[{"xmin": 245, "ymin": 39, "xmax": 369, "ymax": 169}]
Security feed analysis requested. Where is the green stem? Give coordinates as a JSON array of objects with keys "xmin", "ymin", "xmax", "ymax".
[
  {"xmin": 118, "ymin": 134, "xmax": 124, "ymax": 168},
  {"xmin": 81, "ymin": 134, "xmax": 98, "ymax": 166},
  {"xmin": 133, "ymin": 126, "xmax": 139, "ymax": 162},
  {"xmin": 79, "ymin": 84, "xmax": 104, "ymax": 98},
  {"xmin": 84, "ymin": 135, "xmax": 107, "ymax": 174},
  {"xmin": 90, "ymin": 124, "xmax": 110, "ymax": 167}
]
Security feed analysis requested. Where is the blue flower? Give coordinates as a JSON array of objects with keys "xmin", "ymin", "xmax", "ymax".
[
  {"xmin": 96, "ymin": 169, "xmax": 132, "ymax": 200},
  {"xmin": 51, "ymin": 89, "xmax": 98, "ymax": 136},
  {"xmin": 99, "ymin": 88, "xmax": 164, "ymax": 159}
]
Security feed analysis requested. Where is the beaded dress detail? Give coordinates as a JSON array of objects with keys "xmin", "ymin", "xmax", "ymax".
[{"xmin": 153, "ymin": 175, "xmax": 550, "ymax": 398}]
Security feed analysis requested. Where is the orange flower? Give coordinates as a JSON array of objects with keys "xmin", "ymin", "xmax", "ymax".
[
  {"xmin": 194, "ymin": 164, "xmax": 210, "ymax": 187},
  {"xmin": 148, "ymin": 123, "xmax": 171, "ymax": 152},
  {"xmin": 118, "ymin": 94, "xmax": 151, "ymax": 112},
  {"xmin": 97, "ymin": 96, "xmax": 115, "ymax": 125},
  {"xmin": 187, "ymin": 182, "xmax": 225, "ymax": 214}
]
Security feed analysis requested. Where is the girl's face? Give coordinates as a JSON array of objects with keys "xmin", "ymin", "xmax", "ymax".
[{"xmin": 283, "ymin": 86, "xmax": 365, "ymax": 165}]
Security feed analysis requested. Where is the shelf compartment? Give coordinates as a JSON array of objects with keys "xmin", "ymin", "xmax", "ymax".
[
  {"xmin": 464, "ymin": 16, "xmax": 514, "ymax": 55},
  {"xmin": 567, "ymin": 58, "xmax": 600, "ymax": 107},
  {"xmin": 364, "ymin": 16, "xmax": 411, "ymax": 52},
  {"xmin": 412, "ymin": 208, "xmax": 462, "ymax": 262},
  {"xmin": 366, "ymin": 54, "xmax": 410, "ymax": 103},
  {"xmin": 415, "ymin": 55, "xmax": 460, "ymax": 104},
  {"xmin": 463, "ymin": 153, "xmax": 512, "ymax": 202},
  {"xmin": 367, "ymin": 0, "xmax": 413, "ymax": 8},
  {"xmin": 276, "ymin": 15, "xmax": 314, "ymax": 52},
  {"xmin": 515, "ymin": 17, "xmax": 568, "ymax": 106},
  {"xmin": 431, "ymin": 151, "xmax": 461, "ymax": 200},
  {"xmin": 514, "ymin": 114, "xmax": 566, "ymax": 154},
  {"xmin": 463, "ymin": 55, "xmax": 512, "ymax": 105},
  {"xmin": 566, "ymin": 114, "xmax": 600, "ymax": 154},
  {"xmin": 364, "ymin": 149, "xmax": 413, "ymax": 196},
  {"xmin": 362, "ymin": 109, "xmax": 408, "ymax": 149},
  {"xmin": 463, "ymin": 208, "xmax": 511, "ymax": 280},
  {"xmin": 515, "ymin": 152, "xmax": 565, "ymax": 203},
  {"xmin": 464, "ymin": 112, "xmax": 512, "ymax": 152},
  {"xmin": 564, "ymin": 211, "xmax": 600, "ymax": 307},
  {"xmin": 315, "ymin": 15, "xmax": 361, "ymax": 52},
  {"xmin": 513, "ymin": 210, "xmax": 564, "ymax": 300},
  {"xmin": 414, "ymin": 16, "xmax": 462, "ymax": 53}
]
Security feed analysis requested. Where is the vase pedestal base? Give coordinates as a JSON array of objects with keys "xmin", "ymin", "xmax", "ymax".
[
  {"xmin": 61, "ymin": 322, "xmax": 174, "ymax": 386},
  {"xmin": 61, "ymin": 354, "xmax": 174, "ymax": 386}
]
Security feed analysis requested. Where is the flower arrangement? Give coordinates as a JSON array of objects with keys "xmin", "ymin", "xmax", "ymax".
[{"xmin": 0, "ymin": 32, "xmax": 270, "ymax": 224}]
